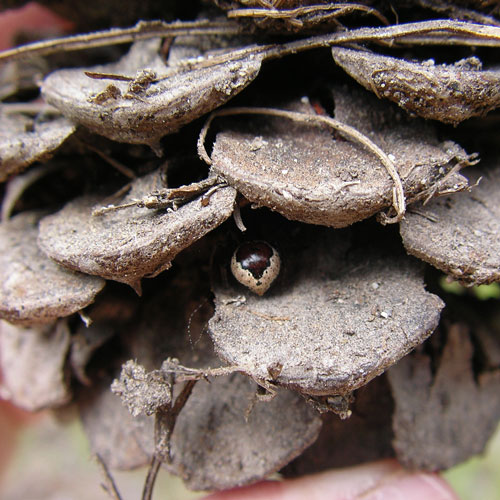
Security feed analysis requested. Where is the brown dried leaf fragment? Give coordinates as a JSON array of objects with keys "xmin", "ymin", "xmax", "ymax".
[
  {"xmin": 79, "ymin": 376, "xmax": 153, "ymax": 470},
  {"xmin": 111, "ymin": 360, "xmax": 173, "ymax": 417},
  {"xmin": 332, "ymin": 47, "xmax": 500, "ymax": 125},
  {"xmin": 0, "ymin": 320, "xmax": 71, "ymax": 411},
  {"xmin": 37, "ymin": 171, "xmax": 236, "ymax": 290},
  {"xmin": 210, "ymin": 227, "xmax": 444, "ymax": 395},
  {"xmin": 225, "ymin": 2, "xmax": 389, "ymax": 32},
  {"xmin": 0, "ymin": 105, "xmax": 75, "ymax": 182},
  {"xmin": 210, "ymin": 86, "xmax": 470, "ymax": 227},
  {"xmin": 0, "ymin": 211, "xmax": 105, "ymax": 326},
  {"xmin": 221, "ymin": 0, "xmax": 303, "ymax": 7},
  {"xmin": 166, "ymin": 373, "xmax": 322, "ymax": 491},
  {"xmin": 41, "ymin": 39, "xmax": 262, "ymax": 148},
  {"xmin": 400, "ymin": 164, "xmax": 500, "ymax": 285},
  {"xmin": 387, "ymin": 323, "xmax": 500, "ymax": 470}
]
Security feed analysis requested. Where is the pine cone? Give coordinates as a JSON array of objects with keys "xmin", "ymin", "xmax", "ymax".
[{"xmin": 1, "ymin": 0, "xmax": 500, "ymax": 495}]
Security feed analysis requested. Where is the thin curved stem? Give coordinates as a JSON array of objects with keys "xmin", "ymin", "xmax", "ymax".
[
  {"xmin": 227, "ymin": 3, "xmax": 389, "ymax": 26},
  {"xmin": 2, "ymin": 19, "xmax": 500, "ymax": 65},
  {"xmin": 198, "ymin": 106, "xmax": 406, "ymax": 223}
]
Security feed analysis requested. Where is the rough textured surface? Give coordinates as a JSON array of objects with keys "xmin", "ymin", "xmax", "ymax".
[
  {"xmin": 210, "ymin": 225, "xmax": 444, "ymax": 395},
  {"xmin": 41, "ymin": 39, "xmax": 262, "ymax": 148},
  {"xmin": 111, "ymin": 360, "xmax": 172, "ymax": 417},
  {"xmin": 3, "ymin": 4, "xmax": 500, "ymax": 492},
  {"xmin": 104, "ymin": 247, "xmax": 322, "ymax": 489},
  {"xmin": 167, "ymin": 373, "xmax": 322, "ymax": 491},
  {"xmin": 332, "ymin": 47, "xmax": 500, "ymax": 125},
  {"xmin": 211, "ymin": 85, "xmax": 470, "ymax": 227},
  {"xmin": 0, "ymin": 105, "xmax": 75, "ymax": 182},
  {"xmin": 37, "ymin": 171, "xmax": 236, "ymax": 290},
  {"xmin": 0, "ymin": 211, "xmax": 105, "ymax": 326},
  {"xmin": 0, "ymin": 320, "xmax": 71, "ymax": 411},
  {"xmin": 388, "ymin": 323, "xmax": 500, "ymax": 470},
  {"xmin": 400, "ymin": 164, "xmax": 500, "ymax": 285}
]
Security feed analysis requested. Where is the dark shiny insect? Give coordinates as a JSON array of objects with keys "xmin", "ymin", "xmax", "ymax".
[{"xmin": 230, "ymin": 240, "xmax": 281, "ymax": 295}]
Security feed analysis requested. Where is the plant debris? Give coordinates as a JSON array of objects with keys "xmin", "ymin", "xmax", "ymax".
[
  {"xmin": 223, "ymin": 2, "xmax": 390, "ymax": 32},
  {"xmin": 37, "ymin": 170, "xmax": 236, "ymax": 291},
  {"xmin": 111, "ymin": 360, "xmax": 173, "ymax": 417}
]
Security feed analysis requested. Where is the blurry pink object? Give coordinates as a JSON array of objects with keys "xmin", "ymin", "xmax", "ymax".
[{"xmin": 0, "ymin": 2, "xmax": 73, "ymax": 50}]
